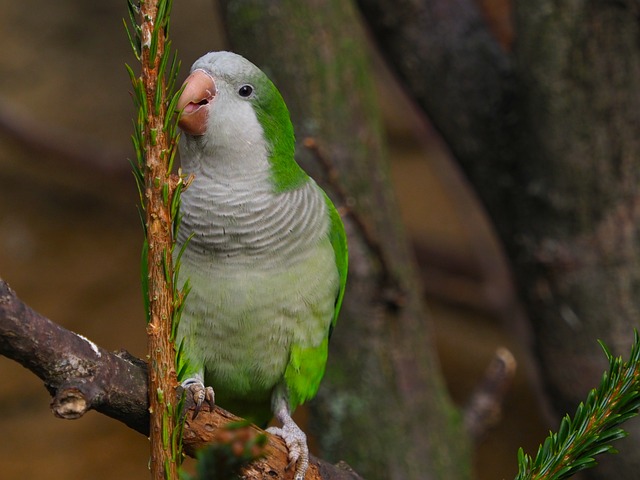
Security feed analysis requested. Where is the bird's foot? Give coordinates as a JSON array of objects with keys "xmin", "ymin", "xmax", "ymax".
[
  {"xmin": 267, "ymin": 421, "xmax": 309, "ymax": 480},
  {"xmin": 181, "ymin": 377, "xmax": 215, "ymax": 418}
]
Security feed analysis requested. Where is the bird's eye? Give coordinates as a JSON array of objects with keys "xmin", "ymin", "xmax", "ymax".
[{"xmin": 238, "ymin": 85, "xmax": 254, "ymax": 98}]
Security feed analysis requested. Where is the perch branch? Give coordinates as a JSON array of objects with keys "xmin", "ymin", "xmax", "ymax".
[
  {"xmin": 0, "ymin": 279, "xmax": 149, "ymax": 432},
  {"xmin": 0, "ymin": 279, "xmax": 362, "ymax": 480}
]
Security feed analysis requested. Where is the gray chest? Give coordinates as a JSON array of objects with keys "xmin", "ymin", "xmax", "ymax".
[
  {"xmin": 178, "ymin": 176, "xmax": 327, "ymax": 265},
  {"xmin": 175, "ymin": 176, "xmax": 338, "ymax": 398}
]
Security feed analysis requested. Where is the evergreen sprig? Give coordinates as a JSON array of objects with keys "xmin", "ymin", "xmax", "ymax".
[
  {"xmin": 515, "ymin": 330, "xmax": 640, "ymax": 480},
  {"xmin": 125, "ymin": 0, "xmax": 188, "ymax": 478},
  {"xmin": 125, "ymin": 0, "xmax": 187, "ymax": 328}
]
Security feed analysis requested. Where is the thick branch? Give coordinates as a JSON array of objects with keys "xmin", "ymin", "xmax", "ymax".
[
  {"xmin": 183, "ymin": 405, "xmax": 363, "ymax": 480},
  {"xmin": 0, "ymin": 279, "xmax": 149, "ymax": 433},
  {"xmin": 0, "ymin": 279, "xmax": 361, "ymax": 480},
  {"xmin": 355, "ymin": 0, "xmax": 517, "ymax": 229}
]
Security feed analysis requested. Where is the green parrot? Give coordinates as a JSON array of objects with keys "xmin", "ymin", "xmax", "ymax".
[{"xmin": 174, "ymin": 51, "xmax": 348, "ymax": 479}]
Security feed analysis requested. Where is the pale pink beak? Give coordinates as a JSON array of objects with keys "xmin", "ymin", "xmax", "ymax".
[{"xmin": 177, "ymin": 69, "xmax": 216, "ymax": 136}]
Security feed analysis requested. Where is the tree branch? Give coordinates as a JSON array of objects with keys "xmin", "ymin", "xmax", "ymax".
[
  {"xmin": 463, "ymin": 347, "xmax": 517, "ymax": 440},
  {"xmin": 0, "ymin": 279, "xmax": 149, "ymax": 433},
  {"xmin": 355, "ymin": 0, "xmax": 518, "ymax": 229},
  {"xmin": 0, "ymin": 279, "xmax": 361, "ymax": 480}
]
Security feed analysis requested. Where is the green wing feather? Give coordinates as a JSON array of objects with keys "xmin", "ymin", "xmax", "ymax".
[
  {"xmin": 283, "ymin": 192, "xmax": 347, "ymax": 410},
  {"xmin": 324, "ymin": 193, "xmax": 348, "ymax": 336},
  {"xmin": 250, "ymin": 65, "xmax": 349, "ymax": 409}
]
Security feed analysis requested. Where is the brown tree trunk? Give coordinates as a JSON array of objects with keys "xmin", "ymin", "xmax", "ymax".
[
  {"xmin": 355, "ymin": 0, "xmax": 517, "ymax": 230},
  {"xmin": 514, "ymin": 2, "xmax": 640, "ymax": 478},
  {"xmin": 356, "ymin": 0, "xmax": 640, "ymax": 478},
  {"xmin": 216, "ymin": 1, "xmax": 472, "ymax": 479}
]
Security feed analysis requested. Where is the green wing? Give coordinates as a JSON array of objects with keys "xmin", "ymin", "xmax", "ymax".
[
  {"xmin": 324, "ymin": 192, "xmax": 348, "ymax": 337},
  {"xmin": 283, "ymin": 192, "xmax": 348, "ymax": 410}
]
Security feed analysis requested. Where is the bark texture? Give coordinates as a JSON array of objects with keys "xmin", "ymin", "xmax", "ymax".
[
  {"xmin": 138, "ymin": 1, "xmax": 183, "ymax": 477},
  {"xmin": 356, "ymin": 0, "xmax": 517, "ymax": 228},
  {"xmin": 0, "ymin": 279, "xmax": 149, "ymax": 434},
  {"xmin": 357, "ymin": 0, "xmax": 640, "ymax": 478},
  {"xmin": 217, "ymin": 1, "xmax": 472, "ymax": 479},
  {"xmin": 514, "ymin": 2, "xmax": 640, "ymax": 477}
]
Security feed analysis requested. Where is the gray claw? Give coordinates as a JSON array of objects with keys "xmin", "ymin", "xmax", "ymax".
[
  {"xmin": 267, "ymin": 421, "xmax": 309, "ymax": 480},
  {"xmin": 181, "ymin": 377, "xmax": 215, "ymax": 418}
]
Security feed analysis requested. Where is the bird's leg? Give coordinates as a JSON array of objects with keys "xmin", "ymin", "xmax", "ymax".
[
  {"xmin": 266, "ymin": 388, "xmax": 309, "ymax": 480},
  {"xmin": 181, "ymin": 374, "xmax": 215, "ymax": 418}
]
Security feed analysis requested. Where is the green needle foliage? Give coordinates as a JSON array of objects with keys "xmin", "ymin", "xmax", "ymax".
[
  {"xmin": 515, "ymin": 330, "xmax": 640, "ymax": 480},
  {"xmin": 125, "ymin": 0, "xmax": 189, "ymax": 477},
  {"xmin": 124, "ymin": 0, "xmax": 187, "ymax": 329}
]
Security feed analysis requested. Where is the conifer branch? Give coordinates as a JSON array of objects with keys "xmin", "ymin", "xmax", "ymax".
[
  {"xmin": 126, "ymin": 0, "xmax": 186, "ymax": 478},
  {"xmin": 515, "ymin": 331, "xmax": 640, "ymax": 479}
]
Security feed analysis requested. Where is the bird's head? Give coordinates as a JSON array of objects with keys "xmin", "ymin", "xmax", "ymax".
[{"xmin": 176, "ymin": 51, "xmax": 296, "ymax": 171}]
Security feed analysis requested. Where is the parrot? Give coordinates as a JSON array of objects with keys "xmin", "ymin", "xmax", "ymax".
[{"xmin": 174, "ymin": 51, "xmax": 348, "ymax": 479}]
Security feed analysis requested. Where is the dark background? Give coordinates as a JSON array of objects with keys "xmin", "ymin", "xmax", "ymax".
[{"xmin": 0, "ymin": 1, "xmax": 546, "ymax": 478}]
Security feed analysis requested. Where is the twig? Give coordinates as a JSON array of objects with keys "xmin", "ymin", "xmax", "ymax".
[
  {"xmin": 303, "ymin": 137, "xmax": 406, "ymax": 309},
  {"xmin": 514, "ymin": 332, "xmax": 640, "ymax": 479},
  {"xmin": 0, "ymin": 279, "xmax": 362, "ymax": 480},
  {"xmin": 126, "ymin": 0, "xmax": 186, "ymax": 477},
  {"xmin": 463, "ymin": 347, "xmax": 517, "ymax": 440}
]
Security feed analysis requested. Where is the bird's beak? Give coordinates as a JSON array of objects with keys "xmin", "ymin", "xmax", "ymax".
[{"xmin": 177, "ymin": 69, "xmax": 216, "ymax": 136}]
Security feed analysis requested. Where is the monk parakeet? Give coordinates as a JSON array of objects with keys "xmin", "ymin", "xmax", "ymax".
[{"xmin": 174, "ymin": 51, "xmax": 348, "ymax": 479}]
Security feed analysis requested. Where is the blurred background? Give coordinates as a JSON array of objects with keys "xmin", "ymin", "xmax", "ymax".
[{"xmin": 0, "ymin": 0, "xmax": 552, "ymax": 478}]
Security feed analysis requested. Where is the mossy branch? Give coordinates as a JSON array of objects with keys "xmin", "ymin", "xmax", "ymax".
[
  {"xmin": 125, "ymin": 0, "xmax": 186, "ymax": 478},
  {"xmin": 515, "ymin": 331, "xmax": 640, "ymax": 479}
]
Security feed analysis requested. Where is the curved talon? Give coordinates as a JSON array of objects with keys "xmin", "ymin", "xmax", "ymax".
[
  {"xmin": 267, "ymin": 423, "xmax": 309, "ymax": 480},
  {"xmin": 181, "ymin": 377, "xmax": 215, "ymax": 418},
  {"xmin": 268, "ymin": 389, "xmax": 310, "ymax": 479},
  {"xmin": 194, "ymin": 386, "xmax": 215, "ymax": 418}
]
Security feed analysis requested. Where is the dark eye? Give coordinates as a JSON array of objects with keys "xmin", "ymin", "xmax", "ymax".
[{"xmin": 238, "ymin": 85, "xmax": 253, "ymax": 97}]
